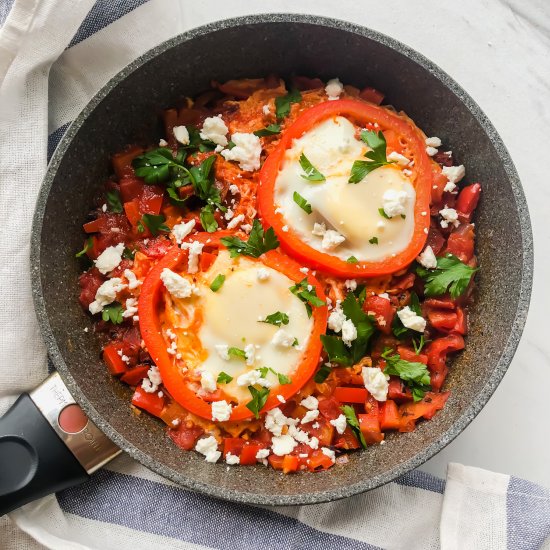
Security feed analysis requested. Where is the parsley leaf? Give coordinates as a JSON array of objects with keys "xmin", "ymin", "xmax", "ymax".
[
  {"xmin": 75, "ymin": 237, "xmax": 93, "ymax": 258},
  {"xmin": 133, "ymin": 147, "xmax": 184, "ymax": 185},
  {"xmin": 139, "ymin": 214, "xmax": 169, "ymax": 236},
  {"xmin": 369, "ymin": 236, "xmax": 379, "ymax": 244},
  {"xmin": 416, "ymin": 254, "xmax": 478, "ymax": 299},
  {"xmin": 348, "ymin": 130, "xmax": 395, "ymax": 183},
  {"xmin": 217, "ymin": 372, "xmax": 233, "ymax": 384},
  {"xmin": 346, "ymin": 256, "xmax": 358, "ymax": 264},
  {"xmin": 293, "ymin": 191, "xmax": 312, "ymax": 214},
  {"xmin": 220, "ymin": 220, "xmax": 279, "ymax": 258},
  {"xmin": 314, "ymin": 363, "xmax": 332, "ymax": 383},
  {"xmin": 289, "ymin": 278, "xmax": 326, "ymax": 317},
  {"xmin": 299, "ymin": 153, "xmax": 325, "ymax": 182},
  {"xmin": 101, "ymin": 302, "xmax": 124, "ymax": 324},
  {"xmin": 210, "ymin": 274, "xmax": 226, "ymax": 292},
  {"xmin": 199, "ymin": 204, "xmax": 218, "ymax": 232},
  {"xmin": 341, "ymin": 292, "xmax": 376, "ymax": 363},
  {"xmin": 246, "ymin": 386, "xmax": 270, "ymax": 418},
  {"xmin": 383, "ymin": 352, "xmax": 431, "ymax": 402},
  {"xmin": 106, "ymin": 190, "xmax": 123, "ymax": 213},
  {"xmin": 320, "ymin": 335, "xmax": 353, "ymax": 366},
  {"xmin": 340, "ymin": 405, "xmax": 367, "ymax": 448},
  {"xmin": 276, "ymin": 372, "xmax": 291, "ymax": 385},
  {"xmin": 412, "ymin": 334, "xmax": 428, "ymax": 354},
  {"xmin": 228, "ymin": 347, "xmax": 246, "ymax": 360},
  {"xmin": 275, "ymin": 88, "xmax": 302, "ymax": 120},
  {"xmin": 122, "ymin": 247, "xmax": 136, "ymax": 260},
  {"xmin": 189, "ymin": 155, "xmax": 224, "ymax": 210},
  {"xmin": 378, "ymin": 208, "xmax": 391, "ymax": 219},
  {"xmin": 260, "ymin": 311, "xmax": 289, "ymax": 326},
  {"xmin": 253, "ymin": 124, "xmax": 281, "ymax": 137},
  {"xmin": 166, "ymin": 186, "xmax": 188, "ymax": 207}
]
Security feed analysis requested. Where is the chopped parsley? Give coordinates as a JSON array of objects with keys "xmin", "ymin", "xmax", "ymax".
[
  {"xmin": 228, "ymin": 347, "xmax": 246, "ymax": 360},
  {"xmin": 75, "ymin": 237, "xmax": 93, "ymax": 258},
  {"xmin": 132, "ymin": 147, "xmax": 186, "ymax": 185},
  {"xmin": 378, "ymin": 207, "xmax": 391, "ymax": 219},
  {"xmin": 137, "ymin": 214, "xmax": 169, "ymax": 236},
  {"xmin": 257, "ymin": 366, "xmax": 291, "ymax": 386},
  {"xmin": 259, "ymin": 311, "xmax": 289, "ymax": 327},
  {"xmin": 246, "ymin": 386, "xmax": 270, "ymax": 418},
  {"xmin": 369, "ymin": 236, "xmax": 379, "ymax": 245},
  {"xmin": 289, "ymin": 278, "xmax": 325, "ymax": 317},
  {"xmin": 340, "ymin": 405, "xmax": 367, "ymax": 448},
  {"xmin": 416, "ymin": 254, "xmax": 478, "ymax": 299},
  {"xmin": 217, "ymin": 372, "xmax": 233, "ymax": 384},
  {"xmin": 299, "ymin": 153, "xmax": 325, "ymax": 182},
  {"xmin": 382, "ymin": 348, "xmax": 431, "ymax": 402},
  {"xmin": 412, "ymin": 334, "xmax": 428, "ymax": 355},
  {"xmin": 346, "ymin": 256, "xmax": 358, "ymax": 264},
  {"xmin": 106, "ymin": 190, "xmax": 123, "ymax": 213},
  {"xmin": 314, "ymin": 363, "xmax": 332, "ymax": 383},
  {"xmin": 275, "ymin": 88, "xmax": 302, "ymax": 120},
  {"xmin": 349, "ymin": 130, "xmax": 394, "ymax": 183},
  {"xmin": 253, "ymin": 124, "xmax": 281, "ymax": 137},
  {"xmin": 122, "ymin": 247, "xmax": 136, "ymax": 260},
  {"xmin": 199, "ymin": 204, "xmax": 218, "ymax": 233},
  {"xmin": 209, "ymin": 274, "xmax": 226, "ymax": 292},
  {"xmin": 101, "ymin": 302, "xmax": 124, "ymax": 324},
  {"xmin": 293, "ymin": 191, "xmax": 312, "ymax": 214},
  {"xmin": 220, "ymin": 220, "xmax": 279, "ymax": 258}
]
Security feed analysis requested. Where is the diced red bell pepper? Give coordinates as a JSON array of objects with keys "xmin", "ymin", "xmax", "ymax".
[
  {"xmin": 428, "ymin": 310, "xmax": 459, "ymax": 331},
  {"xmin": 333, "ymin": 387, "xmax": 367, "ymax": 403},
  {"xmin": 200, "ymin": 252, "xmax": 217, "ymax": 272},
  {"xmin": 302, "ymin": 416, "xmax": 335, "ymax": 447},
  {"xmin": 318, "ymin": 397, "xmax": 342, "ymax": 421},
  {"xmin": 124, "ymin": 200, "xmax": 141, "ymax": 228},
  {"xmin": 431, "ymin": 170, "xmax": 449, "ymax": 205},
  {"xmin": 456, "ymin": 183, "xmax": 481, "ymax": 220},
  {"xmin": 397, "ymin": 346, "xmax": 428, "ymax": 365},
  {"xmin": 359, "ymin": 86, "xmax": 384, "ymax": 105},
  {"xmin": 333, "ymin": 427, "xmax": 361, "ymax": 450},
  {"xmin": 379, "ymin": 400, "xmax": 402, "ymax": 430},
  {"xmin": 426, "ymin": 334, "xmax": 465, "ymax": 391},
  {"xmin": 223, "ymin": 437, "xmax": 246, "ymax": 458},
  {"xmin": 454, "ymin": 307, "xmax": 468, "ymax": 335},
  {"xmin": 398, "ymin": 392, "xmax": 450, "ymax": 432},
  {"xmin": 83, "ymin": 218, "xmax": 105, "ymax": 234},
  {"xmin": 445, "ymin": 224, "xmax": 475, "ymax": 263},
  {"xmin": 282, "ymin": 455, "xmax": 300, "ymax": 474},
  {"xmin": 424, "ymin": 298, "xmax": 456, "ymax": 310},
  {"xmin": 240, "ymin": 443, "xmax": 265, "ymax": 465},
  {"xmin": 78, "ymin": 268, "xmax": 103, "ymax": 309},
  {"xmin": 358, "ymin": 413, "xmax": 384, "ymax": 445},
  {"xmin": 131, "ymin": 386, "xmax": 165, "ymax": 417},
  {"xmin": 307, "ymin": 449, "xmax": 335, "ymax": 471},
  {"xmin": 387, "ymin": 378, "xmax": 413, "ymax": 403},
  {"xmin": 103, "ymin": 344, "xmax": 129, "ymax": 376},
  {"xmin": 112, "ymin": 146, "xmax": 144, "ymax": 179},
  {"xmin": 268, "ymin": 454, "xmax": 284, "ymax": 471},
  {"xmin": 120, "ymin": 365, "xmax": 150, "ymax": 386},
  {"xmin": 363, "ymin": 295, "xmax": 394, "ymax": 334},
  {"xmin": 425, "ymin": 226, "xmax": 446, "ymax": 255},
  {"xmin": 139, "ymin": 185, "xmax": 164, "ymax": 215},
  {"xmin": 119, "ymin": 176, "xmax": 145, "ymax": 203},
  {"xmin": 168, "ymin": 424, "xmax": 204, "ymax": 451}
]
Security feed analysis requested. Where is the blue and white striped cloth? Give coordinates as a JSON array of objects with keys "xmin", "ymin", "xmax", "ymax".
[{"xmin": 0, "ymin": 1, "xmax": 549, "ymax": 548}]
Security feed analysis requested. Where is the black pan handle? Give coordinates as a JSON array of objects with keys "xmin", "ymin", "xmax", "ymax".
[{"xmin": 0, "ymin": 373, "xmax": 120, "ymax": 516}]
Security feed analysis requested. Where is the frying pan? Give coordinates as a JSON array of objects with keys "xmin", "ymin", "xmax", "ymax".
[{"xmin": 0, "ymin": 14, "xmax": 533, "ymax": 512}]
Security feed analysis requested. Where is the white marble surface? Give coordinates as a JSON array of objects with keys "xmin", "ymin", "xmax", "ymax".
[{"xmin": 156, "ymin": 0, "xmax": 550, "ymax": 488}]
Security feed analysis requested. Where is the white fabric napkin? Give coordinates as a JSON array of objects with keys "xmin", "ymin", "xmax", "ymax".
[{"xmin": 0, "ymin": 1, "xmax": 548, "ymax": 549}]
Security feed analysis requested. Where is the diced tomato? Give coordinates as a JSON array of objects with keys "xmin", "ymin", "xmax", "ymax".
[
  {"xmin": 333, "ymin": 387, "xmax": 367, "ymax": 403},
  {"xmin": 379, "ymin": 400, "xmax": 402, "ymax": 430},
  {"xmin": 78, "ymin": 268, "xmax": 103, "ymax": 309},
  {"xmin": 119, "ymin": 176, "xmax": 144, "ymax": 203},
  {"xmin": 103, "ymin": 344, "xmax": 128, "ymax": 376},
  {"xmin": 302, "ymin": 416, "xmax": 334, "ymax": 447},
  {"xmin": 307, "ymin": 449, "xmax": 335, "ymax": 471},
  {"xmin": 359, "ymin": 86, "xmax": 384, "ymax": 105},
  {"xmin": 428, "ymin": 310, "xmax": 459, "ymax": 331},
  {"xmin": 83, "ymin": 219, "xmax": 104, "ymax": 234},
  {"xmin": 445, "ymin": 224, "xmax": 475, "ymax": 263},
  {"xmin": 112, "ymin": 146, "xmax": 144, "ymax": 179},
  {"xmin": 456, "ymin": 183, "xmax": 481, "ymax": 220},
  {"xmin": 318, "ymin": 397, "xmax": 342, "ymax": 421},
  {"xmin": 282, "ymin": 455, "xmax": 300, "ymax": 474},
  {"xmin": 426, "ymin": 226, "xmax": 446, "ymax": 255},
  {"xmin": 424, "ymin": 297, "xmax": 455, "ymax": 310},
  {"xmin": 334, "ymin": 427, "xmax": 361, "ymax": 450},
  {"xmin": 364, "ymin": 295, "xmax": 394, "ymax": 334},
  {"xmin": 223, "ymin": 438, "xmax": 246, "ymax": 458},
  {"xmin": 268, "ymin": 454, "xmax": 284, "ymax": 471},
  {"xmin": 358, "ymin": 413, "xmax": 384, "ymax": 445},
  {"xmin": 397, "ymin": 346, "xmax": 428, "ymax": 365},
  {"xmin": 168, "ymin": 424, "xmax": 204, "ymax": 451},
  {"xmin": 139, "ymin": 185, "xmax": 164, "ymax": 215},
  {"xmin": 137, "ymin": 236, "xmax": 173, "ymax": 259},
  {"xmin": 120, "ymin": 365, "xmax": 149, "ymax": 386},
  {"xmin": 240, "ymin": 443, "xmax": 265, "ymax": 465},
  {"xmin": 387, "ymin": 378, "xmax": 413, "ymax": 403},
  {"xmin": 426, "ymin": 334, "xmax": 465, "ymax": 391},
  {"xmin": 454, "ymin": 307, "xmax": 468, "ymax": 335},
  {"xmin": 131, "ymin": 386, "xmax": 165, "ymax": 417},
  {"xmin": 200, "ymin": 252, "xmax": 217, "ymax": 272},
  {"xmin": 398, "ymin": 392, "xmax": 450, "ymax": 432}
]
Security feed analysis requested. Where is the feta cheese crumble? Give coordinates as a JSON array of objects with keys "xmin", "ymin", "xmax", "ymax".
[
  {"xmin": 236, "ymin": 369, "xmax": 271, "ymax": 388},
  {"xmin": 225, "ymin": 452, "xmax": 240, "ymax": 465},
  {"xmin": 300, "ymin": 396, "xmax": 319, "ymax": 410},
  {"xmin": 382, "ymin": 189, "xmax": 408, "ymax": 218},
  {"xmin": 444, "ymin": 181, "xmax": 457, "ymax": 193},
  {"xmin": 160, "ymin": 268, "xmax": 195, "ymax": 298},
  {"xmin": 124, "ymin": 269, "xmax": 141, "ymax": 290},
  {"xmin": 328, "ymin": 304, "xmax": 346, "ymax": 333},
  {"xmin": 439, "ymin": 206, "xmax": 459, "ymax": 229},
  {"xmin": 417, "ymin": 245, "xmax": 438, "ymax": 269},
  {"xmin": 123, "ymin": 297, "xmax": 138, "ymax": 318},
  {"xmin": 211, "ymin": 400, "xmax": 232, "ymax": 422},
  {"xmin": 321, "ymin": 447, "xmax": 336, "ymax": 462},
  {"xmin": 200, "ymin": 115, "xmax": 229, "ymax": 147},
  {"xmin": 180, "ymin": 240, "xmax": 204, "ymax": 273},
  {"xmin": 141, "ymin": 366, "xmax": 162, "ymax": 394},
  {"xmin": 215, "ymin": 344, "xmax": 230, "ymax": 361},
  {"xmin": 341, "ymin": 318, "xmax": 358, "ymax": 346},
  {"xmin": 325, "ymin": 78, "xmax": 344, "ymax": 100},
  {"xmin": 442, "ymin": 165, "xmax": 466, "ymax": 184},
  {"xmin": 345, "ymin": 279, "xmax": 357, "ymax": 291},
  {"xmin": 94, "ymin": 243, "xmax": 124, "ymax": 275},
  {"xmin": 244, "ymin": 344, "xmax": 256, "ymax": 366},
  {"xmin": 397, "ymin": 306, "xmax": 426, "ymax": 332},
  {"xmin": 195, "ymin": 436, "xmax": 221, "ymax": 463},
  {"xmin": 88, "ymin": 278, "xmax": 126, "ymax": 315},
  {"xmin": 301, "ymin": 409, "xmax": 319, "ymax": 424},
  {"xmin": 387, "ymin": 151, "xmax": 409, "ymax": 166},
  {"xmin": 226, "ymin": 214, "xmax": 245, "ymax": 229},
  {"xmin": 171, "ymin": 219, "xmax": 196, "ymax": 244},
  {"xmin": 256, "ymin": 267, "xmax": 270, "ymax": 281},
  {"xmin": 173, "ymin": 125, "xmax": 190, "ymax": 145},
  {"xmin": 200, "ymin": 371, "xmax": 217, "ymax": 393},
  {"xmin": 425, "ymin": 136, "xmax": 442, "ymax": 147},
  {"xmin": 271, "ymin": 329, "xmax": 295, "ymax": 348},
  {"xmin": 221, "ymin": 133, "xmax": 261, "ymax": 171},
  {"xmin": 426, "ymin": 146, "xmax": 438, "ymax": 156},
  {"xmin": 362, "ymin": 366, "xmax": 389, "ymax": 402},
  {"xmin": 330, "ymin": 414, "xmax": 347, "ymax": 434},
  {"xmin": 271, "ymin": 434, "xmax": 298, "ymax": 456}
]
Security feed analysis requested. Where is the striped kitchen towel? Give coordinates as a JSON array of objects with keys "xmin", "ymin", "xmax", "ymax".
[{"xmin": 0, "ymin": 0, "xmax": 548, "ymax": 549}]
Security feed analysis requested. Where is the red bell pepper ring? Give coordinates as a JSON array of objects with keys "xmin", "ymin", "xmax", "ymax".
[
  {"xmin": 258, "ymin": 99, "xmax": 434, "ymax": 277},
  {"xmin": 138, "ymin": 232, "xmax": 328, "ymax": 422}
]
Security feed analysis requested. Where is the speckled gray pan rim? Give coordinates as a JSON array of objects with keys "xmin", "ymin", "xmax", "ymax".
[{"xmin": 31, "ymin": 13, "xmax": 533, "ymax": 505}]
